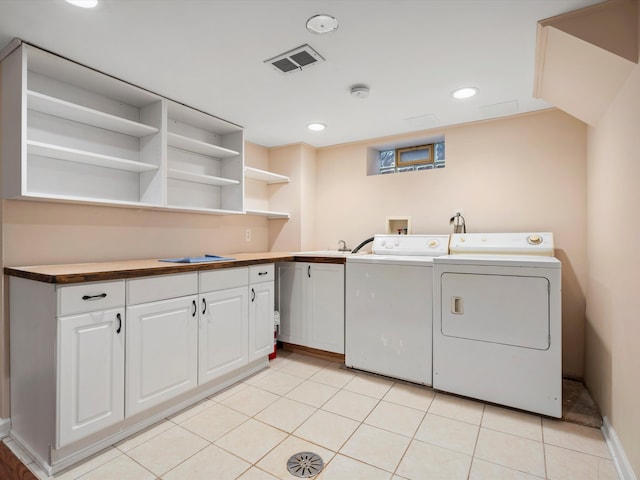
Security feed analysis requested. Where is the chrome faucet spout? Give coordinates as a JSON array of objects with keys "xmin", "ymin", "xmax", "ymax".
[{"xmin": 338, "ymin": 240, "xmax": 349, "ymax": 252}]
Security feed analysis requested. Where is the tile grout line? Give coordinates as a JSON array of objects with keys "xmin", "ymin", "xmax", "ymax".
[
  {"xmin": 389, "ymin": 395, "xmax": 431, "ymax": 479},
  {"xmin": 541, "ymin": 416, "xmax": 549, "ymax": 479},
  {"xmin": 466, "ymin": 403, "xmax": 486, "ymax": 479}
]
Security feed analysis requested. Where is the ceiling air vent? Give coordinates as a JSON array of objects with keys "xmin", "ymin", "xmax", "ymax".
[{"xmin": 264, "ymin": 44, "xmax": 325, "ymax": 74}]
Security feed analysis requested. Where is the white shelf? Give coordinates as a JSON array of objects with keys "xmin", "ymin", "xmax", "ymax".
[
  {"xmin": 167, "ymin": 132, "xmax": 239, "ymax": 158},
  {"xmin": 164, "ymin": 205, "xmax": 245, "ymax": 216},
  {"xmin": 167, "ymin": 168, "xmax": 240, "ymax": 187},
  {"xmin": 27, "ymin": 140, "xmax": 160, "ymax": 173},
  {"xmin": 21, "ymin": 191, "xmax": 160, "ymax": 209},
  {"xmin": 244, "ymin": 167, "xmax": 289, "ymax": 184},
  {"xmin": 27, "ymin": 90, "xmax": 159, "ymax": 137},
  {"xmin": 245, "ymin": 209, "xmax": 290, "ymax": 219}
]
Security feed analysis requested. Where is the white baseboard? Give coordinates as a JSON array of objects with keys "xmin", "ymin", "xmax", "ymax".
[
  {"xmin": 602, "ymin": 416, "xmax": 638, "ymax": 480},
  {"xmin": 0, "ymin": 418, "xmax": 10, "ymax": 438}
]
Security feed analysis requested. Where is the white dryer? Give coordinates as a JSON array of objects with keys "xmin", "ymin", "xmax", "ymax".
[{"xmin": 432, "ymin": 232, "xmax": 562, "ymax": 417}]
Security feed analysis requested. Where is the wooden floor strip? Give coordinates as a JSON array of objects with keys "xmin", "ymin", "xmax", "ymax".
[{"xmin": 0, "ymin": 441, "xmax": 37, "ymax": 480}]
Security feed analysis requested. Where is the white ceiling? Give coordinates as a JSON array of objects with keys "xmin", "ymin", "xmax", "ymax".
[{"xmin": 0, "ymin": 0, "xmax": 603, "ymax": 148}]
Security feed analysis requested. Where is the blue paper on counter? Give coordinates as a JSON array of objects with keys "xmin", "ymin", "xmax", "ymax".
[{"xmin": 159, "ymin": 255, "xmax": 235, "ymax": 263}]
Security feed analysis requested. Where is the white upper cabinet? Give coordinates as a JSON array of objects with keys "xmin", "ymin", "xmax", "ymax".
[{"xmin": 1, "ymin": 42, "xmax": 245, "ymax": 214}]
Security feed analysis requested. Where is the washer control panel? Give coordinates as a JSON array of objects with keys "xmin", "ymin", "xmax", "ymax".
[
  {"xmin": 372, "ymin": 234, "xmax": 450, "ymax": 256},
  {"xmin": 449, "ymin": 232, "xmax": 554, "ymax": 256}
]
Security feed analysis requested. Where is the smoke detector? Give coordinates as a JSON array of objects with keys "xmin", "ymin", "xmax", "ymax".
[
  {"xmin": 350, "ymin": 85, "xmax": 370, "ymax": 98},
  {"xmin": 264, "ymin": 44, "xmax": 325, "ymax": 75}
]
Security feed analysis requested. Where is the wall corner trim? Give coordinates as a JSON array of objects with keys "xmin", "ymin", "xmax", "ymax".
[
  {"xmin": 0, "ymin": 417, "xmax": 10, "ymax": 438},
  {"xmin": 602, "ymin": 416, "xmax": 638, "ymax": 480}
]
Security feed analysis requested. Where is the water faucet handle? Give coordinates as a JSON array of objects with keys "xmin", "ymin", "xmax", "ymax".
[{"xmin": 338, "ymin": 239, "xmax": 349, "ymax": 251}]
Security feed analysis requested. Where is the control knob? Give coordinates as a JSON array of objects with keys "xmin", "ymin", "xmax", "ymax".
[{"xmin": 527, "ymin": 234, "xmax": 543, "ymax": 245}]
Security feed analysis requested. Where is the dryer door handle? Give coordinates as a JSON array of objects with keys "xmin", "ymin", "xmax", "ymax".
[{"xmin": 451, "ymin": 296, "xmax": 464, "ymax": 315}]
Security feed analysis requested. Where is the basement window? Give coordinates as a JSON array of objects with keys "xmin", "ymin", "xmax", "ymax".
[{"xmin": 376, "ymin": 141, "xmax": 445, "ymax": 175}]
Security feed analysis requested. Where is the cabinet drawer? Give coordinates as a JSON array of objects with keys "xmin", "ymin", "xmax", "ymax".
[
  {"xmin": 200, "ymin": 267, "xmax": 248, "ymax": 292},
  {"xmin": 249, "ymin": 264, "xmax": 274, "ymax": 284},
  {"xmin": 127, "ymin": 273, "xmax": 198, "ymax": 305},
  {"xmin": 57, "ymin": 280, "xmax": 125, "ymax": 316}
]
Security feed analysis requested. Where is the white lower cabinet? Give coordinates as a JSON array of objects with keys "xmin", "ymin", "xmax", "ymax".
[
  {"xmin": 199, "ymin": 286, "xmax": 249, "ymax": 383},
  {"xmin": 307, "ymin": 263, "xmax": 345, "ymax": 354},
  {"xmin": 9, "ymin": 264, "xmax": 275, "ymax": 475},
  {"xmin": 198, "ymin": 264, "xmax": 275, "ymax": 380},
  {"xmin": 276, "ymin": 262, "xmax": 345, "ymax": 354},
  {"xmin": 57, "ymin": 307, "xmax": 125, "ymax": 447},
  {"xmin": 126, "ymin": 295, "xmax": 199, "ymax": 417},
  {"xmin": 249, "ymin": 265, "xmax": 275, "ymax": 361}
]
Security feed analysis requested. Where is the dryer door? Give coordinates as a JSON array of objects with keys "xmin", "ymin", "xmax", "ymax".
[{"xmin": 440, "ymin": 272, "xmax": 550, "ymax": 350}]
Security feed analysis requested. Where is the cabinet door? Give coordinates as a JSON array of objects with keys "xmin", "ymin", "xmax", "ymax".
[
  {"xmin": 276, "ymin": 262, "xmax": 305, "ymax": 345},
  {"xmin": 57, "ymin": 308, "xmax": 124, "ymax": 447},
  {"xmin": 126, "ymin": 295, "xmax": 198, "ymax": 416},
  {"xmin": 307, "ymin": 263, "xmax": 345, "ymax": 354},
  {"xmin": 199, "ymin": 287, "xmax": 249, "ymax": 384},
  {"xmin": 249, "ymin": 281, "xmax": 274, "ymax": 361}
]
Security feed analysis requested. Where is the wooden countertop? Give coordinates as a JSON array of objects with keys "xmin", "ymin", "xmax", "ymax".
[{"xmin": 4, "ymin": 252, "xmax": 350, "ymax": 284}]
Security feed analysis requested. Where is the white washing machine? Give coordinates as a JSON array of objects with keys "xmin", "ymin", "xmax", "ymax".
[
  {"xmin": 345, "ymin": 234, "xmax": 449, "ymax": 385},
  {"xmin": 432, "ymin": 232, "xmax": 562, "ymax": 417}
]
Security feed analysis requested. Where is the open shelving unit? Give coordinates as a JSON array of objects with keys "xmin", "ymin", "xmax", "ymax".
[
  {"xmin": 165, "ymin": 100, "xmax": 244, "ymax": 213},
  {"xmin": 243, "ymin": 166, "xmax": 290, "ymax": 219},
  {"xmin": 3, "ymin": 43, "xmax": 164, "ymax": 205},
  {"xmin": 2, "ymin": 42, "xmax": 248, "ymax": 215}
]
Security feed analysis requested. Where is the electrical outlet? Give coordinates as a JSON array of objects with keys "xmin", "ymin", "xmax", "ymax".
[{"xmin": 245, "ymin": 229, "xmax": 252, "ymax": 242}]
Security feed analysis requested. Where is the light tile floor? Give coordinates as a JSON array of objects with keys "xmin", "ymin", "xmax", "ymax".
[{"xmin": 7, "ymin": 350, "xmax": 618, "ymax": 480}]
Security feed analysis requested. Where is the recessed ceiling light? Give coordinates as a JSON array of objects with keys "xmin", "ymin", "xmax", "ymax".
[
  {"xmin": 65, "ymin": 0, "xmax": 98, "ymax": 7},
  {"xmin": 307, "ymin": 123, "xmax": 327, "ymax": 131},
  {"xmin": 451, "ymin": 87, "xmax": 478, "ymax": 99},
  {"xmin": 306, "ymin": 14, "xmax": 339, "ymax": 34}
]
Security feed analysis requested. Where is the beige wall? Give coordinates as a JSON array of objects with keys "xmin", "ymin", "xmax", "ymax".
[
  {"xmin": 315, "ymin": 109, "xmax": 588, "ymax": 378},
  {"xmin": 585, "ymin": 40, "xmax": 640, "ymax": 475},
  {"xmin": 267, "ymin": 143, "xmax": 317, "ymax": 252}
]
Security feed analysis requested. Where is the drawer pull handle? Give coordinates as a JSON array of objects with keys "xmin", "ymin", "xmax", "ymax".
[
  {"xmin": 202, "ymin": 298, "xmax": 206, "ymax": 315},
  {"xmin": 116, "ymin": 313, "xmax": 122, "ymax": 334},
  {"xmin": 251, "ymin": 288, "xmax": 255, "ymax": 302},
  {"xmin": 308, "ymin": 265, "xmax": 311, "ymax": 278},
  {"xmin": 82, "ymin": 293, "xmax": 107, "ymax": 301},
  {"xmin": 192, "ymin": 300, "xmax": 197, "ymax": 317},
  {"xmin": 258, "ymin": 271, "xmax": 268, "ymax": 276}
]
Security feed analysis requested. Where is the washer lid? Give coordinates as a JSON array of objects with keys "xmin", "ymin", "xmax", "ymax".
[
  {"xmin": 434, "ymin": 254, "xmax": 561, "ymax": 268},
  {"xmin": 347, "ymin": 254, "xmax": 435, "ymax": 266},
  {"xmin": 449, "ymin": 232, "xmax": 554, "ymax": 256}
]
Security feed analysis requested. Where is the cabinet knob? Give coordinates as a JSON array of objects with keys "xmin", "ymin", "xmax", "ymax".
[
  {"xmin": 191, "ymin": 300, "xmax": 197, "ymax": 317},
  {"xmin": 251, "ymin": 288, "xmax": 255, "ymax": 302},
  {"xmin": 202, "ymin": 298, "xmax": 206, "ymax": 315},
  {"xmin": 116, "ymin": 313, "xmax": 122, "ymax": 334}
]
